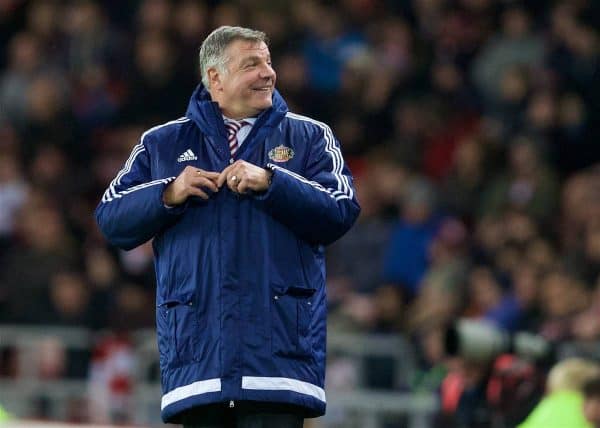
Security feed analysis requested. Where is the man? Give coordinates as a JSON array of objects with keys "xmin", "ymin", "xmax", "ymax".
[
  {"xmin": 95, "ymin": 26, "xmax": 359, "ymax": 427},
  {"xmin": 517, "ymin": 358, "xmax": 598, "ymax": 428},
  {"xmin": 0, "ymin": 404, "xmax": 11, "ymax": 422},
  {"xmin": 583, "ymin": 377, "xmax": 600, "ymax": 428}
]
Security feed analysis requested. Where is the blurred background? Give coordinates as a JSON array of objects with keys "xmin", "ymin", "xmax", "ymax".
[{"xmin": 0, "ymin": 0, "xmax": 598, "ymax": 427}]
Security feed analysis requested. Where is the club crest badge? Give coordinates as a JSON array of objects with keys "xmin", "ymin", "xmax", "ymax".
[{"xmin": 268, "ymin": 145, "xmax": 295, "ymax": 162}]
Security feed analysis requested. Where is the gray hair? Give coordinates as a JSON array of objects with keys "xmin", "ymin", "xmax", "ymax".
[{"xmin": 199, "ymin": 26, "xmax": 268, "ymax": 89}]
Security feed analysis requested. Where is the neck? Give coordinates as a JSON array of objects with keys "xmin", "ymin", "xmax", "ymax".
[{"xmin": 221, "ymin": 111, "xmax": 245, "ymax": 120}]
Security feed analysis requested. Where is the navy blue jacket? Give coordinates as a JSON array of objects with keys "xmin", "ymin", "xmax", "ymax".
[{"xmin": 95, "ymin": 85, "xmax": 360, "ymax": 422}]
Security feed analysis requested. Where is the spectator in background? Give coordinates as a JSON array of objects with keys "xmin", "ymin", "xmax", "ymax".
[
  {"xmin": 583, "ymin": 377, "xmax": 600, "ymax": 428},
  {"xmin": 211, "ymin": 3, "xmax": 243, "ymax": 30},
  {"xmin": 84, "ymin": 245, "xmax": 124, "ymax": 323},
  {"xmin": 0, "ymin": 403, "xmax": 10, "ymax": 421},
  {"xmin": 383, "ymin": 177, "xmax": 442, "ymax": 299},
  {"xmin": 0, "ymin": 193, "xmax": 78, "ymax": 323},
  {"xmin": 0, "ymin": 151, "xmax": 28, "ymax": 246},
  {"xmin": 441, "ymin": 136, "xmax": 487, "ymax": 221},
  {"xmin": 488, "ymin": 64, "xmax": 530, "ymax": 141},
  {"xmin": 299, "ymin": 1, "xmax": 367, "ymax": 93},
  {"xmin": 135, "ymin": 0, "xmax": 171, "ymax": 35},
  {"xmin": 172, "ymin": 1, "xmax": 209, "ymax": 85},
  {"xmin": 547, "ymin": 2, "xmax": 598, "ymax": 96},
  {"xmin": 556, "ymin": 92, "xmax": 590, "ymax": 172},
  {"xmin": 538, "ymin": 270, "xmax": 590, "ymax": 342},
  {"xmin": 473, "ymin": 5, "xmax": 544, "ymax": 104},
  {"xmin": 88, "ymin": 331, "xmax": 137, "ymax": 424},
  {"xmin": 0, "ymin": 31, "xmax": 43, "ymax": 126},
  {"xmin": 327, "ymin": 164, "xmax": 400, "ymax": 295},
  {"xmin": 572, "ymin": 276, "xmax": 600, "ymax": 342},
  {"xmin": 274, "ymin": 51, "xmax": 317, "ymax": 115},
  {"xmin": 62, "ymin": 0, "xmax": 123, "ymax": 76},
  {"xmin": 517, "ymin": 358, "xmax": 599, "ymax": 428},
  {"xmin": 19, "ymin": 74, "xmax": 74, "ymax": 160},
  {"xmin": 405, "ymin": 217, "xmax": 468, "ymax": 333},
  {"xmin": 28, "ymin": 145, "xmax": 70, "ymax": 203},
  {"xmin": 510, "ymin": 262, "xmax": 543, "ymax": 333},
  {"xmin": 561, "ymin": 167, "xmax": 600, "ymax": 251},
  {"xmin": 120, "ymin": 32, "xmax": 186, "ymax": 124},
  {"xmin": 464, "ymin": 266, "xmax": 521, "ymax": 332},
  {"xmin": 25, "ymin": 1, "xmax": 62, "ymax": 57},
  {"xmin": 479, "ymin": 137, "xmax": 559, "ymax": 225},
  {"xmin": 387, "ymin": 99, "xmax": 427, "ymax": 170},
  {"xmin": 71, "ymin": 64, "xmax": 119, "ymax": 130},
  {"xmin": 44, "ymin": 271, "xmax": 93, "ymax": 327}
]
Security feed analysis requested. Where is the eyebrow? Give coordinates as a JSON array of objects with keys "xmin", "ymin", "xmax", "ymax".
[{"xmin": 240, "ymin": 55, "xmax": 271, "ymax": 65}]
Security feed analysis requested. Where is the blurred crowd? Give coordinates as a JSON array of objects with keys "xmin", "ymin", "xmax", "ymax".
[{"xmin": 0, "ymin": 0, "xmax": 598, "ymax": 426}]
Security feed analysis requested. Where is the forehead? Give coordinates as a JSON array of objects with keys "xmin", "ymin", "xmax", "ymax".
[{"xmin": 226, "ymin": 39, "xmax": 270, "ymax": 60}]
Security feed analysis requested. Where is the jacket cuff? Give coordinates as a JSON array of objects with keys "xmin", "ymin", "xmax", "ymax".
[
  {"xmin": 253, "ymin": 164, "xmax": 278, "ymax": 201},
  {"xmin": 159, "ymin": 181, "xmax": 188, "ymax": 215}
]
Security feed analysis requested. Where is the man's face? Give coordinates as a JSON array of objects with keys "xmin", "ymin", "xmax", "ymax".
[
  {"xmin": 209, "ymin": 40, "xmax": 276, "ymax": 119},
  {"xmin": 584, "ymin": 396, "xmax": 600, "ymax": 428}
]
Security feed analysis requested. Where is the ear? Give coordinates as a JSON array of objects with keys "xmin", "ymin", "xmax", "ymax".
[{"xmin": 207, "ymin": 67, "xmax": 223, "ymax": 92}]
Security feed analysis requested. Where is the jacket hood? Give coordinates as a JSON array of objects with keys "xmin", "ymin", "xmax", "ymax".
[{"xmin": 185, "ymin": 84, "xmax": 288, "ymax": 137}]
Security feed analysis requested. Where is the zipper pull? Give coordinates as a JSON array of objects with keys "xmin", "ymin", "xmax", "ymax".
[{"xmin": 229, "ymin": 400, "xmax": 235, "ymax": 408}]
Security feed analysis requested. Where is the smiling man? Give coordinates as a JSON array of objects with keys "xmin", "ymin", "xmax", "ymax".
[{"xmin": 95, "ymin": 26, "xmax": 360, "ymax": 428}]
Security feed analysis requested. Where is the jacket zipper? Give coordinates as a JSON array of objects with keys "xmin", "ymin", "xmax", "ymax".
[{"xmin": 229, "ymin": 400, "xmax": 235, "ymax": 408}]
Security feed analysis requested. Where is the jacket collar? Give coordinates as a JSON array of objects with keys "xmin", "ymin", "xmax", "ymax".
[{"xmin": 185, "ymin": 84, "xmax": 288, "ymax": 139}]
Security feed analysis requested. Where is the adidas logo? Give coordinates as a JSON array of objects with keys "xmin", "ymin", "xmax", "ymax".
[{"xmin": 177, "ymin": 149, "xmax": 198, "ymax": 162}]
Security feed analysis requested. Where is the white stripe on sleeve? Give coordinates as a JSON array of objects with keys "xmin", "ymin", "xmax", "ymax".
[
  {"xmin": 102, "ymin": 177, "xmax": 176, "ymax": 202},
  {"xmin": 101, "ymin": 117, "xmax": 189, "ymax": 203},
  {"xmin": 268, "ymin": 163, "xmax": 350, "ymax": 201},
  {"xmin": 285, "ymin": 112, "xmax": 352, "ymax": 199}
]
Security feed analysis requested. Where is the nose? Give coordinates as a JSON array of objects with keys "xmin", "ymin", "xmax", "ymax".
[{"xmin": 260, "ymin": 62, "xmax": 276, "ymax": 80}]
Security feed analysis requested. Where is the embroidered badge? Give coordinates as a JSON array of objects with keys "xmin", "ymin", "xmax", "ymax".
[{"xmin": 268, "ymin": 145, "xmax": 295, "ymax": 162}]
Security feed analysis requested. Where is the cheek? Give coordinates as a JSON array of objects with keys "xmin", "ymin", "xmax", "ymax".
[
  {"xmin": 584, "ymin": 401, "xmax": 600, "ymax": 422},
  {"xmin": 225, "ymin": 77, "xmax": 245, "ymax": 93},
  {"xmin": 240, "ymin": 74, "xmax": 256, "ymax": 87}
]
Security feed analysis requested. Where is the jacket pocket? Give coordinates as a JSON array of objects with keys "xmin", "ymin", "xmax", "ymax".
[
  {"xmin": 271, "ymin": 284, "xmax": 316, "ymax": 358},
  {"xmin": 157, "ymin": 298, "xmax": 203, "ymax": 368}
]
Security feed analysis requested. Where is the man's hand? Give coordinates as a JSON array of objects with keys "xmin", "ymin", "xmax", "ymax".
[
  {"xmin": 163, "ymin": 166, "xmax": 220, "ymax": 205},
  {"xmin": 217, "ymin": 160, "xmax": 272, "ymax": 194}
]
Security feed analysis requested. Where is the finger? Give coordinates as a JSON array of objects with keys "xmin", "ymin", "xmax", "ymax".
[
  {"xmin": 229, "ymin": 172, "xmax": 246, "ymax": 193},
  {"xmin": 237, "ymin": 177, "xmax": 250, "ymax": 194},
  {"xmin": 197, "ymin": 170, "xmax": 221, "ymax": 181},
  {"xmin": 223, "ymin": 166, "xmax": 244, "ymax": 189},
  {"xmin": 217, "ymin": 165, "xmax": 235, "ymax": 187},
  {"xmin": 192, "ymin": 176, "xmax": 218, "ymax": 192},
  {"xmin": 188, "ymin": 187, "xmax": 209, "ymax": 200},
  {"xmin": 227, "ymin": 174, "xmax": 240, "ymax": 192}
]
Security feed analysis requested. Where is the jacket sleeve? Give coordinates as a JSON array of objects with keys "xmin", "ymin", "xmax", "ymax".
[
  {"xmin": 95, "ymin": 137, "xmax": 184, "ymax": 250},
  {"xmin": 256, "ymin": 123, "xmax": 360, "ymax": 246}
]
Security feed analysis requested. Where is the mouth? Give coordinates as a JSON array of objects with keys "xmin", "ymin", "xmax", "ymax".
[{"xmin": 252, "ymin": 86, "xmax": 272, "ymax": 92}]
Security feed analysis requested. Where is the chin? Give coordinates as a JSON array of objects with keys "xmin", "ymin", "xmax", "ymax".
[{"xmin": 255, "ymin": 99, "xmax": 273, "ymax": 111}]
